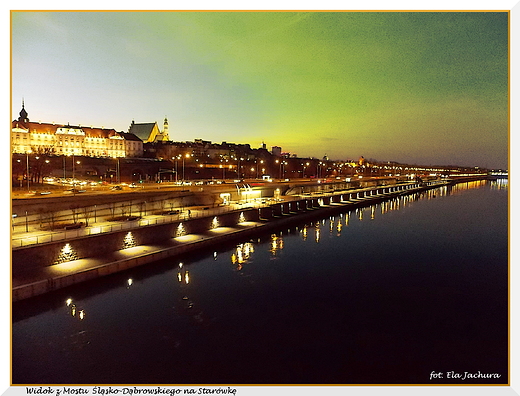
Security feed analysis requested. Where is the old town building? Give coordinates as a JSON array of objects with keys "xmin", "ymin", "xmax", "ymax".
[{"xmin": 11, "ymin": 102, "xmax": 144, "ymax": 158}]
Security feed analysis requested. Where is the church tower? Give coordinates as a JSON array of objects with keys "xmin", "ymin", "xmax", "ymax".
[
  {"xmin": 162, "ymin": 117, "xmax": 170, "ymax": 141},
  {"xmin": 18, "ymin": 99, "xmax": 29, "ymax": 123}
]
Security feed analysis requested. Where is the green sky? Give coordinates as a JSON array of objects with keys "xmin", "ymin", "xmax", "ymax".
[{"xmin": 11, "ymin": 11, "xmax": 508, "ymax": 168}]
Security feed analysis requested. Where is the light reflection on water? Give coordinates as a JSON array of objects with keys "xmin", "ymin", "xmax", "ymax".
[
  {"xmin": 12, "ymin": 180, "xmax": 508, "ymax": 385},
  {"xmin": 224, "ymin": 180, "xmax": 507, "ymax": 267}
]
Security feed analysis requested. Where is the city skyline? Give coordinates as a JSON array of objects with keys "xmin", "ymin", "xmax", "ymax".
[{"xmin": 12, "ymin": 10, "xmax": 509, "ymax": 169}]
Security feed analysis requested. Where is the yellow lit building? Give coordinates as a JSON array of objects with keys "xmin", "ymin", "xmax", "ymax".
[
  {"xmin": 11, "ymin": 102, "xmax": 143, "ymax": 158},
  {"xmin": 127, "ymin": 117, "xmax": 170, "ymax": 143}
]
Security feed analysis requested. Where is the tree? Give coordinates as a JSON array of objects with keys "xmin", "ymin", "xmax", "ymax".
[
  {"xmin": 38, "ymin": 208, "xmax": 57, "ymax": 230},
  {"xmin": 69, "ymin": 205, "xmax": 80, "ymax": 224},
  {"xmin": 82, "ymin": 206, "xmax": 94, "ymax": 227},
  {"xmin": 30, "ymin": 146, "xmax": 56, "ymax": 183}
]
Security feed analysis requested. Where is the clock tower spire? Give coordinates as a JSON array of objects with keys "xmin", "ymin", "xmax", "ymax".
[{"xmin": 18, "ymin": 99, "xmax": 29, "ymax": 123}]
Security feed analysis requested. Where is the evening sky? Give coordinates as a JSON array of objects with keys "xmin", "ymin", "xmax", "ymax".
[{"xmin": 11, "ymin": 10, "xmax": 509, "ymax": 168}]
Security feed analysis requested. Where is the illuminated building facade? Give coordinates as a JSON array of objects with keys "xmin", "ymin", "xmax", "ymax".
[
  {"xmin": 11, "ymin": 102, "xmax": 144, "ymax": 158},
  {"xmin": 128, "ymin": 117, "xmax": 170, "ymax": 143}
]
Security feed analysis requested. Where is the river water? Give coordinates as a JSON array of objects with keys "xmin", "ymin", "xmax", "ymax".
[{"xmin": 12, "ymin": 179, "xmax": 509, "ymax": 385}]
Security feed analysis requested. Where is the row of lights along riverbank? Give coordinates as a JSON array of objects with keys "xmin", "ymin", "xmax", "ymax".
[{"xmin": 53, "ymin": 212, "xmax": 249, "ymax": 265}]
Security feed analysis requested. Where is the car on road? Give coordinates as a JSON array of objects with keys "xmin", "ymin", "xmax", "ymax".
[{"xmin": 64, "ymin": 188, "xmax": 85, "ymax": 194}]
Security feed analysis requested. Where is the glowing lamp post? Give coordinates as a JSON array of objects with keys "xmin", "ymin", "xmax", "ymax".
[
  {"xmin": 275, "ymin": 159, "xmax": 286, "ymax": 179},
  {"xmin": 182, "ymin": 153, "xmax": 190, "ymax": 181},
  {"xmin": 26, "ymin": 150, "xmax": 32, "ymax": 192},
  {"xmin": 256, "ymin": 160, "xmax": 264, "ymax": 179},
  {"xmin": 281, "ymin": 161, "xmax": 286, "ymax": 179},
  {"xmin": 172, "ymin": 156, "xmax": 180, "ymax": 183}
]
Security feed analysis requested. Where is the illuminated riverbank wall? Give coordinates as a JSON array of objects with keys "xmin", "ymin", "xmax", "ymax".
[{"xmin": 13, "ymin": 181, "xmax": 454, "ymax": 301}]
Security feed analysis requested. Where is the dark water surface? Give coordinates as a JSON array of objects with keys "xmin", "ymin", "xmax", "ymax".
[{"xmin": 12, "ymin": 180, "xmax": 509, "ymax": 385}]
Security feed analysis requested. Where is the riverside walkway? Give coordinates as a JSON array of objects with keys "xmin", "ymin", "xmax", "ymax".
[
  {"xmin": 12, "ymin": 182, "xmax": 396, "ymax": 249},
  {"xmin": 12, "ymin": 200, "xmax": 273, "ymax": 249},
  {"xmin": 12, "ymin": 220, "xmax": 266, "ymax": 298},
  {"xmin": 12, "ymin": 181, "xmax": 444, "ymax": 301}
]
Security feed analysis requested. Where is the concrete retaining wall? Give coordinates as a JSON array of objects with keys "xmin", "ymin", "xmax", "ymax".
[
  {"xmin": 12, "ymin": 221, "xmax": 269, "ymax": 302},
  {"xmin": 12, "ymin": 181, "xmax": 448, "ymax": 301},
  {"xmin": 12, "ymin": 208, "xmax": 260, "ymax": 274}
]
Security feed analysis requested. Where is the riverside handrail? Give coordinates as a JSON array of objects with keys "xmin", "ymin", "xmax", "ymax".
[{"xmin": 11, "ymin": 201, "xmax": 271, "ymax": 249}]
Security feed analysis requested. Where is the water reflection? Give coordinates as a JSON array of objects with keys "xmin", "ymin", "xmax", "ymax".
[
  {"xmin": 448, "ymin": 179, "xmax": 488, "ymax": 195},
  {"xmin": 301, "ymin": 226, "xmax": 308, "ymax": 241},
  {"xmin": 12, "ymin": 180, "xmax": 508, "ymax": 385},
  {"xmin": 292, "ymin": 181, "xmax": 500, "ymax": 248},
  {"xmin": 65, "ymin": 298, "xmax": 86, "ymax": 321},
  {"xmin": 270, "ymin": 234, "xmax": 284, "ymax": 255},
  {"xmin": 176, "ymin": 262, "xmax": 191, "ymax": 284},
  {"xmin": 491, "ymin": 179, "xmax": 508, "ymax": 190},
  {"xmin": 231, "ymin": 242, "xmax": 255, "ymax": 270}
]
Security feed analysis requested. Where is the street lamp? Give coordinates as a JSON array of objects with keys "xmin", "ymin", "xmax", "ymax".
[
  {"xmin": 237, "ymin": 157, "xmax": 243, "ymax": 180},
  {"xmin": 73, "ymin": 158, "xmax": 81, "ymax": 183},
  {"xmin": 303, "ymin": 162, "xmax": 310, "ymax": 178},
  {"xmin": 256, "ymin": 160, "xmax": 264, "ymax": 179},
  {"xmin": 26, "ymin": 151, "xmax": 30, "ymax": 192},
  {"xmin": 281, "ymin": 161, "xmax": 287, "ymax": 179},
  {"xmin": 111, "ymin": 156, "xmax": 121, "ymax": 185},
  {"xmin": 62, "ymin": 156, "xmax": 66, "ymax": 189},
  {"xmin": 182, "ymin": 153, "xmax": 190, "ymax": 181},
  {"xmin": 172, "ymin": 155, "xmax": 181, "ymax": 183},
  {"xmin": 219, "ymin": 158, "xmax": 230, "ymax": 181}
]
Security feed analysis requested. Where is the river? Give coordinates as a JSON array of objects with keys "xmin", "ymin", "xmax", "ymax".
[{"xmin": 12, "ymin": 179, "xmax": 509, "ymax": 385}]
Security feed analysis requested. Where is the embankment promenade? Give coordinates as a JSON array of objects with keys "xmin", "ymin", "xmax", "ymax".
[{"xmin": 12, "ymin": 178, "xmax": 471, "ymax": 301}]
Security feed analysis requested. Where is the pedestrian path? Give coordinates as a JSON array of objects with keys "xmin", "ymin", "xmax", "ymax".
[
  {"xmin": 12, "ymin": 181, "xmax": 442, "ymax": 301},
  {"xmin": 11, "ymin": 201, "xmax": 270, "ymax": 249},
  {"xmin": 11, "ymin": 183, "xmax": 421, "ymax": 249}
]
